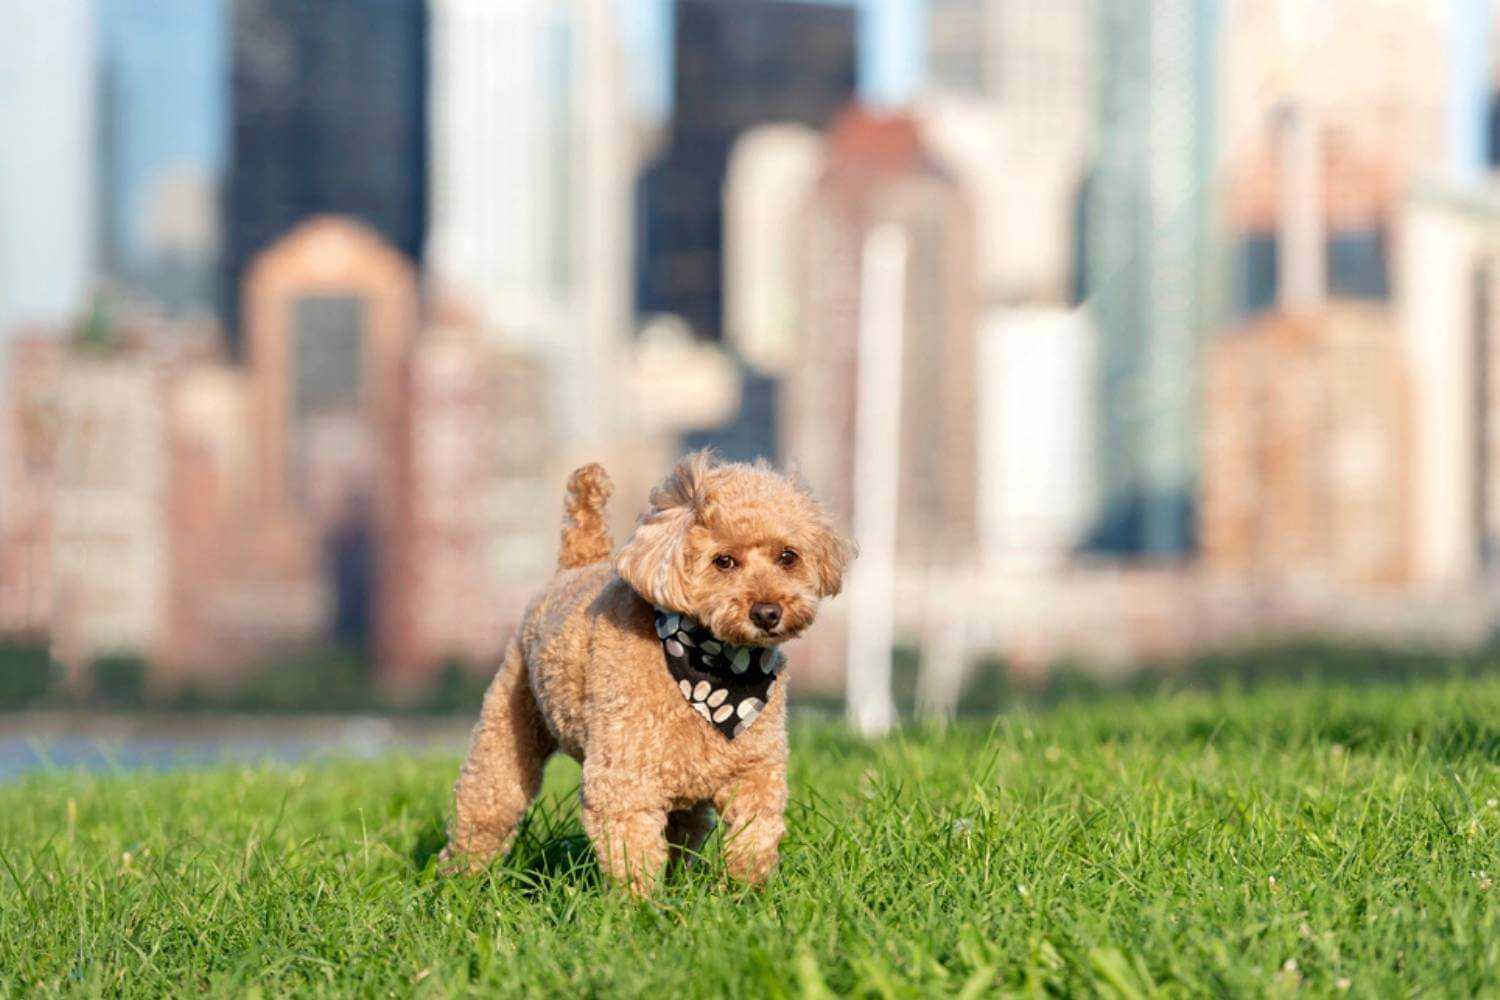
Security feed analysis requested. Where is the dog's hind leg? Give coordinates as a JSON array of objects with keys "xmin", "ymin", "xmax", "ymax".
[
  {"xmin": 665, "ymin": 801, "xmax": 716, "ymax": 870},
  {"xmin": 442, "ymin": 639, "xmax": 553, "ymax": 872}
]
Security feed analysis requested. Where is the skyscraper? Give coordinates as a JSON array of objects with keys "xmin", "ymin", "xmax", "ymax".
[
  {"xmin": 1218, "ymin": 0, "xmax": 1446, "ymax": 319},
  {"xmin": 224, "ymin": 0, "xmax": 426, "ymax": 344},
  {"xmin": 0, "ymin": 337, "xmax": 64, "ymax": 637},
  {"xmin": 925, "ymin": 0, "xmax": 1096, "ymax": 160},
  {"xmin": 1224, "ymin": 114, "xmax": 1397, "ymax": 320},
  {"xmin": 1202, "ymin": 305, "xmax": 1410, "ymax": 588},
  {"xmin": 0, "ymin": 1, "xmax": 96, "ymax": 347},
  {"xmin": 920, "ymin": 0, "xmax": 1096, "ymax": 305},
  {"xmin": 926, "ymin": 0, "xmax": 986, "ymax": 94},
  {"xmin": 389, "ymin": 326, "xmax": 554, "ymax": 680},
  {"xmin": 1085, "ymin": 0, "xmax": 1220, "ymax": 555},
  {"xmin": 1399, "ymin": 186, "xmax": 1500, "ymax": 588},
  {"xmin": 637, "ymin": 0, "xmax": 858, "ymax": 340},
  {"xmin": 1220, "ymin": 0, "xmax": 1446, "ymax": 189},
  {"xmin": 425, "ymin": 0, "xmax": 630, "ymax": 446},
  {"xmin": 241, "ymin": 217, "xmax": 418, "ymax": 663},
  {"xmin": 978, "ymin": 308, "xmax": 1099, "ymax": 570},
  {"xmin": 787, "ymin": 110, "xmax": 977, "ymax": 568},
  {"xmin": 722, "ymin": 123, "xmax": 826, "ymax": 375}
]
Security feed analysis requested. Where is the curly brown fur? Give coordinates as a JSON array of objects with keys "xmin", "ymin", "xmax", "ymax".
[
  {"xmin": 558, "ymin": 463, "xmax": 614, "ymax": 569},
  {"xmin": 442, "ymin": 450, "xmax": 853, "ymax": 894}
]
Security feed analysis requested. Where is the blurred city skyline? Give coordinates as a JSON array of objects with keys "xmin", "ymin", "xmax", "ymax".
[{"xmin": 6, "ymin": 0, "xmax": 1500, "ymax": 711}]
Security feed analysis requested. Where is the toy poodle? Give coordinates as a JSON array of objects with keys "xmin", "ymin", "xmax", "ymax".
[{"xmin": 440, "ymin": 450, "xmax": 853, "ymax": 894}]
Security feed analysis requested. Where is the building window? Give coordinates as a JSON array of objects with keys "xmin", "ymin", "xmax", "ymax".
[{"xmin": 293, "ymin": 295, "xmax": 365, "ymax": 416}]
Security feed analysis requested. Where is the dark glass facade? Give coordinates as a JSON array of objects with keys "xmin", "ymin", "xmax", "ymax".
[
  {"xmin": 637, "ymin": 0, "xmax": 858, "ymax": 340},
  {"xmin": 224, "ymin": 0, "xmax": 426, "ymax": 347}
]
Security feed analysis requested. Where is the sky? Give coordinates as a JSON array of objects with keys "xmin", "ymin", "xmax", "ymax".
[
  {"xmin": 619, "ymin": 0, "xmax": 927, "ymax": 121},
  {"xmin": 99, "ymin": 0, "xmax": 228, "ymax": 262}
]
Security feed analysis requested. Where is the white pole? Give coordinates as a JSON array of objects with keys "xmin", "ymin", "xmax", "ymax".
[
  {"xmin": 915, "ymin": 571, "xmax": 969, "ymax": 724},
  {"xmin": 846, "ymin": 224, "xmax": 907, "ymax": 737}
]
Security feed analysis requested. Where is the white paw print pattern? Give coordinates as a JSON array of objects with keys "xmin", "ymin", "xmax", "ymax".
[
  {"xmin": 730, "ymin": 697, "xmax": 765, "ymax": 737},
  {"xmin": 684, "ymin": 681, "xmax": 737, "ymax": 723},
  {"xmin": 654, "ymin": 606, "xmax": 780, "ymax": 740}
]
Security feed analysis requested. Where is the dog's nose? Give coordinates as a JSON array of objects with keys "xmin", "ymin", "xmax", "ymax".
[{"xmin": 750, "ymin": 602, "xmax": 782, "ymax": 631}]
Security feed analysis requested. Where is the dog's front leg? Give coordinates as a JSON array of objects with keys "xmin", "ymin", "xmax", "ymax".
[
  {"xmin": 580, "ymin": 770, "xmax": 669, "ymax": 896},
  {"xmin": 714, "ymin": 768, "xmax": 788, "ymax": 885},
  {"xmin": 443, "ymin": 640, "xmax": 552, "ymax": 873}
]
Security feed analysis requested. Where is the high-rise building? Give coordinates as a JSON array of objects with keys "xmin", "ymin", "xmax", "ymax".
[
  {"xmin": 241, "ymin": 216, "xmax": 418, "ymax": 665},
  {"xmin": 388, "ymin": 326, "xmax": 554, "ymax": 679},
  {"xmin": 44, "ymin": 319, "xmax": 224, "ymax": 679},
  {"xmin": 98, "ymin": 0, "xmax": 228, "ymax": 316},
  {"xmin": 1202, "ymin": 304, "xmax": 1410, "ymax": 588},
  {"xmin": 925, "ymin": 0, "xmax": 1096, "ymax": 160},
  {"xmin": 920, "ymin": 99, "xmax": 1084, "ymax": 307},
  {"xmin": 1221, "ymin": 0, "xmax": 1446, "ymax": 189},
  {"xmin": 1085, "ymin": 0, "xmax": 1220, "ymax": 555},
  {"xmin": 425, "ymin": 0, "xmax": 630, "ymax": 446},
  {"xmin": 0, "ymin": 336, "xmax": 64, "ymax": 636},
  {"xmin": 0, "ymin": 314, "xmax": 326, "ymax": 683},
  {"xmin": 224, "ymin": 0, "xmax": 426, "ymax": 344},
  {"xmin": 49, "ymin": 356, "xmax": 171, "ymax": 677},
  {"xmin": 1219, "ymin": 0, "xmax": 1447, "ymax": 319},
  {"xmin": 1399, "ymin": 185, "xmax": 1500, "ymax": 589},
  {"xmin": 636, "ymin": 0, "xmax": 858, "ymax": 340},
  {"xmin": 978, "ymin": 308, "xmax": 1099, "ymax": 570},
  {"xmin": 0, "ymin": 1, "xmax": 95, "ymax": 365},
  {"xmin": 925, "ymin": 0, "xmax": 986, "ymax": 94},
  {"xmin": 723, "ymin": 124, "xmax": 825, "ymax": 376},
  {"xmin": 1225, "ymin": 114, "xmax": 1397, "ymax": 320},
  {"xmin": 920, "ymin": 0, "xmax": 1095, "ymax": 305},
  {"xmin": 787, "ymin": 110, "xmax": 977, "ymax": 568}
]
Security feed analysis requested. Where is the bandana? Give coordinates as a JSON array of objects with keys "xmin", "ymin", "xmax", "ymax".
[{"xmin": 654, "ymin": 608, "xmax": 783, "ymax": 739}]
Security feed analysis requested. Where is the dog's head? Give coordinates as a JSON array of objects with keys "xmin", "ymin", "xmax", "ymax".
[{"xmin": 615, "ymin": 450, "xmax": 854, "ymax": 647}]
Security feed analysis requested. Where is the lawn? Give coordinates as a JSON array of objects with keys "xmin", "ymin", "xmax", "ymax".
[{"xmin": 2, "ymin": 676, "xmax": 1498, "ymax": 997}]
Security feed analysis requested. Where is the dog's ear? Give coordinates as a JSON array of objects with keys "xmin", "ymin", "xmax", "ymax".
[
  {"xmin": 786, "ymin": 467, "xmax": 855, "ymax": 598},
  {"xmin": 615, "ymin": 452, "xmax": 716, "ymax": 609},
  {"xmin": 806, "ymin": 519, "xmax": 855, "ymax": 598}
]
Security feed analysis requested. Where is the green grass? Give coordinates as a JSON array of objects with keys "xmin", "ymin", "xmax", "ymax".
[{"xmin": 3, "ymin": 677, "xmax": 1499, "ymax": 997}]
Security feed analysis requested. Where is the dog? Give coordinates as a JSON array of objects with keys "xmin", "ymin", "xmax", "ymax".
[{"xmin": 441, "ymin": 450, "xmax": 853, "ymax": 893}]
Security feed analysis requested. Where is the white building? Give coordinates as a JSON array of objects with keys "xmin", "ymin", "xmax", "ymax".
[
  {"xmin": 920, "ymin": 0, "xmax": 1096, "ymax": 305},
  {"xmin": 723, "ymin": 124, "xmax": 825, "ymax": 377},
  {"xmin": 425, "ymin": 0, "xmax": 631, "ymax": 447},
  {"xmin": 50, "ymin": 359, "xmax": 171, "ymax": 674},
  {"xmin": 1220, "ymin": 0, "xmax": 1446, "ymax": 186},
  {"xmin": 978, "ymin": 308, "xmax": 1099, "ymax": 570},
  {"xmin": 1399, "ymin": 182, "xmax": 1500, "ymax": 590},
  {"xmin": 925, "ymin": 0, "xmax": 1096, "ymax": 153},
  {"xmin": 920, "ymin": 99, "xmax": 1082, "ymax": 306},
  {"xmin": 0, "ymin": 1, "xmax": 96, "ymax": 346}
]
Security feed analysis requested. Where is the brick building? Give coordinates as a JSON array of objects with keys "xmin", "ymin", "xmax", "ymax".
[
  {"xmin": 386, "ymin": 325, "xmax": 554, "ymax": 682},
  {"xmin": 786, "ymin": 109, "xmax": 978, "ymax": 570},
  {"xmin": 0, "ymin": 335, "xmax": 63, "ymax": 637},
  {"xmin": 1201, "ymin": 304, "xmax": 1411, "ymax": 588},
  {"xmin": 240, "ymin": 215, "xmax": 419, "ymax": 673}
]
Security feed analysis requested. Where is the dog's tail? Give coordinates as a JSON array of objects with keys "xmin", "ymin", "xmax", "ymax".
[{"xmin": 558, "ymin": 463, "xmax": 614, "ymax": 570}]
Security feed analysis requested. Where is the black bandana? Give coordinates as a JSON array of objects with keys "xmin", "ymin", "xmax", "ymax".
[{"xmin": 654, "ymin": 608, "xmax": 783, "ymax": 739}]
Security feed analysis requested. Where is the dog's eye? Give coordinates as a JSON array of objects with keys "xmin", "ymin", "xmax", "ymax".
[
  {"xmin": 777, "ymin": 549, "xmax": 799, "ymax": 568},
  {"xmin": 713, "ymin": 554, "xmax": 737, "ymax": 571}
]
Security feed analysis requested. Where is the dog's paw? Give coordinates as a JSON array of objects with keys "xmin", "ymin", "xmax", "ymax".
[{"xmin": 436, "ymin": 844, "xmax": 486, "ymax": 877}]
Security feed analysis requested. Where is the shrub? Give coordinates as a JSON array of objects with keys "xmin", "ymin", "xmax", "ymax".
[
  {"xmin": 90, "ymin": 653, "xmax": 149, "ymax": 707},
  {"xmin": 229, "ymin": 646, "xmax": 375, "ymax": 713},
  {"xmin": 0, "ymin": 638, "xmax": 55, "ymax": 709},
  {"xmin": 420, "ymin": 658, "xmax": 492, "ymax": 714}
]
